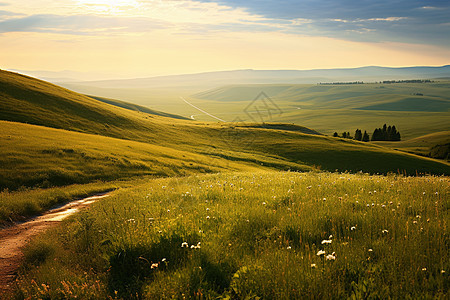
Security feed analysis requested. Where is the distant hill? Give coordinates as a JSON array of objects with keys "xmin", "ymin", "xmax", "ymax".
[
  {"xmin": 192, "ymin": 82, "xmax": 450, "ymax": 111},
  {"xmin": 59, "ymin": 65, "xmax": 450, "ymax": 90}
]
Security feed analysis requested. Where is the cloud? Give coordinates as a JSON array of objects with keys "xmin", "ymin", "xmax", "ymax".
[
  {"xmin": 0, "ymin": 14, "xmax": 169, "ymax": 35},
  {"xmin": 195, "ymin": 0, "xmax": 450, "ymax": 46}
]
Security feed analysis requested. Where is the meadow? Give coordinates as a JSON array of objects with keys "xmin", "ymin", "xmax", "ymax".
[
  {"xmin": 63, "ymin": 81, "xmax": 450, "ymax": 140},
  {"xmin": 1, "ymin": 70, "xmax": 449, "ymax": 299},
  {"xmin": 1, "ymin": 69, "xmax": 449, "ymax": 226},
  {"xmin": 12, "ymin": 171, "xmax": 449, "ymax": 299}
]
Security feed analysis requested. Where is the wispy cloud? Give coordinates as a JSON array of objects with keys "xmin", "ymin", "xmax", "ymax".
[
  {"xmin": 0, "ymin": 14, "xmax": 168, "ymax": 35},
  {"xmin": 196, "ymin": 0, "xmax": 450, "ymax": 46}
]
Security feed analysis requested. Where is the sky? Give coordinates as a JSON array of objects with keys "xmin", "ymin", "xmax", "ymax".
[{"xmin": 0, "ymin": 0, "xmax": 449, "ymax": 79}]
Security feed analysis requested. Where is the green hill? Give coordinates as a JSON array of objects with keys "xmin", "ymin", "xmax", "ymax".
[
  {"xmin": 188, "ymin": 82, "xmax": 450, "ymax": 139},
  {"xmin": 1, "ymin": 70, "xmax": 449, "ymax": 193},
  {"xmin": 375, "ymin": 131, "xmax": 450, "ymax": 159},
  {"xmin": 87, "ymin": 95, "xmax": 189, "ymax": 120}
]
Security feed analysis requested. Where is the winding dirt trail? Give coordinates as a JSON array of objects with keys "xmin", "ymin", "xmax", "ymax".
[{"xmin": 0, "ymin": 192, "xmax": 110, "ymax": 294}]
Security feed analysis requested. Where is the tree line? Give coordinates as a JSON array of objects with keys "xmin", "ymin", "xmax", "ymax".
[{"xmin": 333, "ymin": 124, "xmax": 401, "ymax": 142}]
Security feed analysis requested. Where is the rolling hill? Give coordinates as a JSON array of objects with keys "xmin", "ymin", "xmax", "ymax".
[
  {"xmin": 1, "ymin": 70, "xmax": 449, "ymax": 192},
  {"xmin": 188, "ymin": 82, "xmax": 450, "ymax": 139},
  {"xmin": 58, "ymin": 65, "xmax": 450, "ymax": 89},
  {"xmin": 375, "ymin": 131, "xmax": 450, "ymax": 159}
]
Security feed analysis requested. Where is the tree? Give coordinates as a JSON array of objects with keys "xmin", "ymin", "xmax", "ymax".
[
  {"xmin": 362, "ymin": 131, "xmax": 370, "ymax": 142},
  {"xmin": 333, "ymin": 132, "xmax": 339, "ymax": 137},
  {"xmin": 372, "ymin": 128, "xmax": 381, "ymax": 141},
  {"xmin": 355, "ymin": 129, "xmax": 362, "ymax": 141},
  {"xmin": 342, "ymin": 132, "xmax": 347, "ymax": 138}
]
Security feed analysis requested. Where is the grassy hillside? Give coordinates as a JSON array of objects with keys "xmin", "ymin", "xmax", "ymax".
[
  {"xmin": 13, "ymin": 171, "xmax": 449, "ymax": 299},
  {"xmin": 0, "ymin": 70, "xmax": 191, "ymax": 143},
  {"xmin": 87, "ymin": 95, "xmax": 189, "ymax": 120},
  {"xmin": 187, "ymin": 82, "xmax": 450, "ymax": 139},
  {"xmin": 375, "ymin": 131, "xmax": 450, "ymax": 159},
  {"xmin": 1, "ymin": 70, "xmax": 449, "ymax": 225},
  {"xmin": 1, "ymin": 70, "xmax": 449, "ymax": 192}
]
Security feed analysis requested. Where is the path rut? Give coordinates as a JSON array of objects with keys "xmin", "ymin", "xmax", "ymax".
[{"xmin": 0, "ymin": 193, "xmax": 110, "ymax": 294}]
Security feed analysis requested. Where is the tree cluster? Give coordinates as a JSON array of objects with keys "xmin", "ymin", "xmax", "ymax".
[
  {"xmin": 371, "ymin": 124, "xmax": 401, "ymax": 141},
  {"xmin": 333, "ymin": 124, "xmax": 400, "ymax": 142}
]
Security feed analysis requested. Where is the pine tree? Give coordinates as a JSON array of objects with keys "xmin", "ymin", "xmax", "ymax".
[
  {"xmin": 362, "ymin": 131, "xmax": 370, "ymax": 142},
  {"xmin": 372, "ymin": 128, "xmax": 380, "ymax": 141},
  {"xmin": 382, "ymin": 124, "xmax": 388, "ymax": 140},
  {"xmin": 355, "ymin": 129, "xmax": 362, "ymax": 141}
]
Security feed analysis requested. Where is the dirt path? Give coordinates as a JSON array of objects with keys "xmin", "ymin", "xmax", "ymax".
[{"xmin": 0, "ymin": 193, "xmax": 110, "ymax": 294}]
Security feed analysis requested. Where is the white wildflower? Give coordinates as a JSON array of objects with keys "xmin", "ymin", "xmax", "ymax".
[
  {"xmin": 351, "ymin": 226, "xmax": 356, "ymax": 231},
  {"xmin": 382, "ymin": 229, "xmax": 388, "ymax": 234},
  {"xmin": 326, "ymin": 254, "xmax": 336, "ymax": 260},
  {"xmin": 316, "ymin": 250, "xmax": 326, "ymax": 256},
  {"xmin": 151, "ymin": 263, "xmax": 159, "ymax": 269},
  {"xmin": 321, "ymin": 239, "xmax": 332, "ymax": 245},
  {"xmin": 311, "ymin": 263, "xmax": 317, "ymax": 268},
  {"xmin": 181, "ymin": 242, "xmax": 188, "ymax": 248}
]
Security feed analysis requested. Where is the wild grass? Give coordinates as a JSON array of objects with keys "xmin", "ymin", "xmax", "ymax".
[
  {"xmin": 13, "ymin": 171, "xmax": 449, "ymax": 299},
  {"xmin": 0, "ymin": 178, "xmax": 144, "ymax": 225}
]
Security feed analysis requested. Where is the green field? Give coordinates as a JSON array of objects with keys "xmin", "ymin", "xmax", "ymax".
[
  {"xmin": 1, "ymin": 70, "xmax": 449, "ymax": 298},
  {"xmin": 12, "ymin": 172, "xmax": 449, "ymax": 299},
  {"xmin": 375, "ymin": 131, "xmax": 450, "ymax": 160},
  {"xmin": 61, "ymin": 81, "xmax": 450, "ymax": 140}
]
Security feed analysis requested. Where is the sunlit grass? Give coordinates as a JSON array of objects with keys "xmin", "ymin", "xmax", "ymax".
[{"xmin": 14, "ymin": 171, "xmax": 449, "ymax": 299}]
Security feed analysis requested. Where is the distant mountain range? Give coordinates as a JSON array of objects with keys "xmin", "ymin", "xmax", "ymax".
[{"xmin": 10, "ymin": 65, "xmax": 450, "ymax": 90}]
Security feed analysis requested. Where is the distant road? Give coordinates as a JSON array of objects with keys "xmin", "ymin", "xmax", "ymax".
[{"xmin": 180, "ymin": 97, "xmax": 227, "ymax": 122}]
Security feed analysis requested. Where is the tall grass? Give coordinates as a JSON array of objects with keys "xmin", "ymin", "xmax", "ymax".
[{"xmin": 13, "ymin": 171, "xmax": 449, "ymax": 299}]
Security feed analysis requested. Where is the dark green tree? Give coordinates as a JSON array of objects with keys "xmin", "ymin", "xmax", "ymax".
[
  {"xmin": 355, "ymin": 129, "xmax": 362, "ymax": 141},
  {"xmin": 333, "ymin": 132, "xmax": 339, "ymax": 137},
  {"xmin": 362, "ymin": 131, "xmax": 370, "ymax": 142},
  {"xmin": 371, "ymin": 128, "xmax": 380, "ymax": 141}
]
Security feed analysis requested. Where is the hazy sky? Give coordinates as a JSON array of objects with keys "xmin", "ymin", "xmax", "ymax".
[{"xmin": 1, "ymin": 0, "xmax": 449, "ymax": 78}]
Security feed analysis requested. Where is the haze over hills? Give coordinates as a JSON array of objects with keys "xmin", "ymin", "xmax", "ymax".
[{"xmin": 58, "ymin": 65, "xmax": 450, "ymax": 90}]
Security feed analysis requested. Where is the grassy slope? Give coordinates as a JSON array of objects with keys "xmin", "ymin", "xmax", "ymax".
[
  {"xmin": 186, "ymin": 82, "xmax": 450, "ymax": 139},
  {"xmin": 1, "ymin": 70, "xmax": 450, "ymax": 222},
  {"xmin": 87, "ymin": 95, "xmax": 189, "ymax": 120},
  {"xmin": 13, "ymin": 171, "xmax": 449, "ymax": 299},
  {"xmin": 58, "ymin": 82, "xmax": 450, "ymax": 139},
  {"xmin": 375, "ymin": 131, "xmax": 450, "ymax": 159},
  {"xmin": 1, "ymin": 70, "xmax": 449, "ymax": 187}
]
